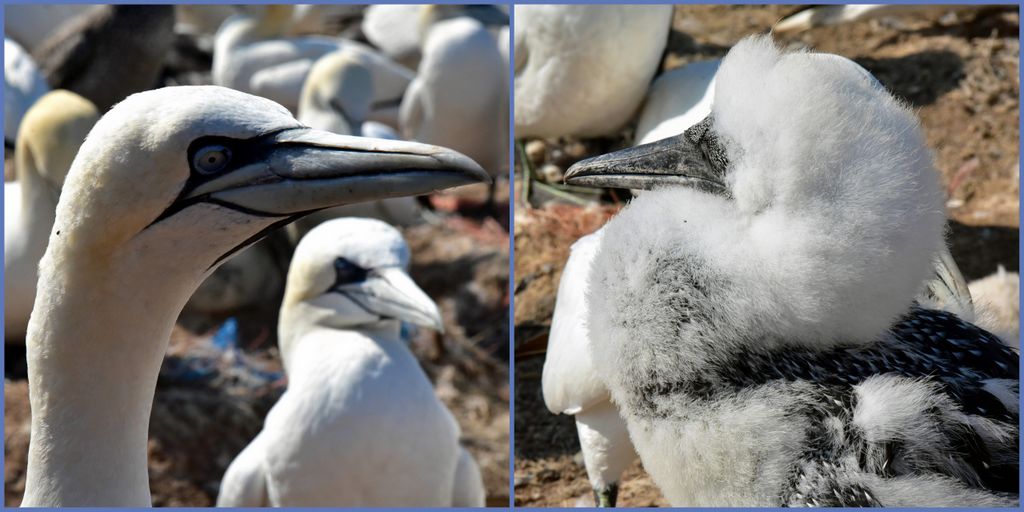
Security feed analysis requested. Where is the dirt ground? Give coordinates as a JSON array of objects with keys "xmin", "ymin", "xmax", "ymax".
[{"xmin": 513, "ymin": 5, "xmax": 1019, "ymax": 507}]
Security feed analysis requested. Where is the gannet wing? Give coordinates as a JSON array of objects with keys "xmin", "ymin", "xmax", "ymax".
[
  {"xmin": 542, "ymin": 231, "xmax": 612, "ymax": 415},
  {"xmin": 917, "ymin": 247, "xmax": 975, "ymax": 322},
  {"xmin": 217, "ymin": 432, "xmax": 270, "ymax": 506}
]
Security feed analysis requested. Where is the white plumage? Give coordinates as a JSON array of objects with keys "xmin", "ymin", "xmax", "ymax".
[
  {"xmin": 564, "ymin": 36, "xmax": 1018, "ymax": 507},
  {"xmin": 400, "ymin": 16, "xmax": 508, "ymax": 178},
  {"xmin": 635, "ymin": 60, "xmax": 719, "ymax": 146},
  {"xmin": 513, "ymin": 5, "xmax": 672, "ymax": 139},
  {"xmin": 217, "ymin": 218, "xmax": 484, "ymax": 506},
  {"xmin": 20, "ymin": 85, "xmax": 486, "ymax": 506},
  {"xmin": 212, "ymin": 5, "xmax": 413, "ymax": 123},
  {"xmin": 4, "ymin": 90, "xmax": 97, "ymax": 341},
  {"xmin": 4, "ymin": 38, "xmax": 50, "ymax": 149}
]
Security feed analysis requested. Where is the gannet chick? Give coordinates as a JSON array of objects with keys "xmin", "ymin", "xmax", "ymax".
[
  {"xmin": 32, "ymin": 5, "xmax": 175, "ymax": 112},
  {"xmin": 4, "ymin": 38, "xmax": 50, "ymax": 150},
  {"xmin": 213, "ymin": 5, "xmax": 413, "ymax": 123},
  {"xmin": 22, "ymin": 85, "xmax": 487, "ymax": 506},
  {"xmin": 4, "ymin": 90, "xmax": 97, "ymax": 341},
  {"xmin": 542, "ymin": 229, "xmax": 637, "ymax": 507},
  {"xmin": 565, "ymin": 36, "xmax": 1018, "ymax": 506},
  {"xmin": 400, "ymin": 17, "xmax": 508, "ymax": 178},
  {"xmin": 514, "ymin": 5, "xmax": 672, "ymax": 139},
  {"xmin": 217, "ymin": 218, "xmax": 485, "ymax": 506},
  {"xmin": 635, "ymin": 60, "xmax": 720, "ymax": 146}
]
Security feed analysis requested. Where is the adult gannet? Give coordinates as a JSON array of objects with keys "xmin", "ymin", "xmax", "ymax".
[
  {"xmin": 361, "ymin": 4, "xmax": 508, "ymax": 70},
  {"xmin": 514, "ymin": 5, "xmax": 672, "ymax": 139},
  {"xmin": 217, "ymin": 218, "xmax": 484, "ymax": 506},
  {"xmin": 295, "ymin": 49, "xmax": 424, "ymax": 231},
  {"xmin": 4, "ymin": 38, "xmax": 50, "ymax": 150},
  {"xmin": 542, "ymin": 228, "xmax": 638, "ymax": 508},
  {"xmin": 564, "ymin": 36, "xmax": 1018, "ymax": 506},
  {"xmin": 774, "ymin": 4, "xmax": 985, "ymax": 34},
  {"xmin": 400, "ymin": 17, "xmax": 508, "ymax": 179},
  {"xmin": 4, "ymin": 90, "xmax": 98, "ymax": 341},
  {"xmin": 32, "ymin": 5, "xmax": 175, "ymax": 112},
  {"xmin": 21, "ymin": 85, "xmax": 487, "ymax": 507},
  {"xmin": 635, "ymin": 60, "xmax": 720, "ymax": 146},
  {"xmin": 212, "ymin": 5, "xmax": 413, "ymax": 124}
]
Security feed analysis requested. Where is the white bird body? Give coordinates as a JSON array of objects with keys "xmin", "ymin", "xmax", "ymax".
[
  {"xmin": 542, "ymin": 232, "xmax": 637, "ymax": 506},
  {"xmin": 968, "ymin": 266, "xmax": 1020, "ymax": 347},
  {"xmin": 774, "ymin": 4, "xmax": 985, "ymax": 34},
  {"xmin": 514, "ymin": 5, "xmax": 672, "ymax": 139},
  {"xmin": 401, "ymin": 17, "xmax": 508, "ymax": 177},
  {"xmin": 4, "ymin": 90, "xmax": 98, "ymax": 341},
  {"xmin": 636, "ymin": 60, "xmax": 719, "ymax": 146},
  {"xmin": 565, "ymin": 37, "xmax": 1017, "ymax": 507},
  {"xmin": 213, "ymin": 6, "xmax": 413, "ymax": 123},
  {"xmin": 361, "ymin": 4, "xmax": 427, "ymax": 69},
  {"xmin": 20, "ymin": 85, "xmax": 487, "ymax": 506},
  {"xmin": 218, "ymin": 218, "xmax": 484, "ymax": 506},
  {"xmin": 4, "ymin": 38, "xmax": 50, "ymax": 148}
]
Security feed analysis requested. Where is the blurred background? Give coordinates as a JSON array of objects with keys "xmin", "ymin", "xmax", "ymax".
[
  {"xmin": 4, "ymin": 4, "xmax": 509, "ymax": 506},
  {"xmin": 512, "ymin": 4, "xmax": 1018, "ymax": 507}
]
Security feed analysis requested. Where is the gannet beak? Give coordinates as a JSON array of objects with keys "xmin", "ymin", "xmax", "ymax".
[
  {"xmin": 169, "ymin": 127, "xmax": 489, "ymax": 220},
  {"xmin": 563, "ymin": 132, "xmax": 727, "ymax": 195},
  {"xmin": 335, "ymin": 267, "xmax": 444, "ymax": 332}
]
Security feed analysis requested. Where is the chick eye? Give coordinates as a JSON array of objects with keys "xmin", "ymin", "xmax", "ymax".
[
  {"xmin": 193, "ymin": 145, "xmax": 232, "ymax": 174},
  {"xmin": 333, "ymin": 257, "xmax": 368, "ymax": 285}
]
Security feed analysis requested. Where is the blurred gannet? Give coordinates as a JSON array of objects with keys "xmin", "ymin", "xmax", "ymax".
[
  {"xmin": 4, "ymin": 38, "xmax": 50, "ymax": 150},
  {"xmin": 21, "ymin": 85, "xmax": 487, "ymax": 506},
  {"xmin": 4, "ymin": 90, "xmax": 98, "ymax": 341},
  {"xmin": 967, "ymin": 266, "xmax": 1020, "ymax": 347},
  {"xmin": 32, "ymin": 5, "xmax": 175, "ymax": 112},
  {"xmin": 564, "ymin": 36, "xmax": 1018, "ymax": 507},
  {"xmin": 635, "ymin": 60, "xmax": 720, "ymax": 146},
  {"xmin": 774, "ymin": 4, "xmax": 985, "ymax": 34},
  {"xmin": 514, "ymin": 5, "xmax": 672, "ymax": 139},
  {"xmin": 213, "ymin": 5, "xmax": 413, "ymax": 125},
  {"xmin": 362, "ymin": 4, "xmax": 508, "ymax": 70},
  {"xmin": 3, "ymin": 4, "xmax": 96, "ymax": 53},
  {"xmin": 400, "ymin": 17, "xmax": 508, "ymax": 179},
  {"xmin": 217, "ymin": 218, "xmax": 484, "ymax": 506}
]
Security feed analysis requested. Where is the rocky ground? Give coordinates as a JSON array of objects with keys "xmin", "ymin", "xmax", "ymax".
[{"xmin": 513, "ymin": 5, "xmax": 1019, "ymax": 507}]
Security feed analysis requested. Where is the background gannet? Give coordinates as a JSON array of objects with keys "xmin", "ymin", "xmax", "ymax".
[
  {"xmin": 635, "ymin": 60, "xmax": 719, "ymax": 146},
  {"xmin": 967, "ymin": 266, "xmax": 1020, "ymax": 346},
  {"xmin": 4, "ymin": 90, "xmax": 98, "ymax": 342},
  {"xmin": 774, "ymin": 4, "xmax": 986, "ymax": 34},
  {"xmin": 4, "ymin": 39, "xmax": 50, "ymax": 150},
  {"xmin": 212, "ymin": 5, "xmax": 413, "ymax": 123},
  {"xmin": 400, "ymin": 16, "xmax": 508, "ymax": 181},
  {"xmin": 513, "ymin": 5, "xmax": 673, "ymax": 139},
  {"xmin": 565, "ymin": 36, "xmax": 1018, "ymax": 507},
  {"xmin": 21, "ymin": 85, "xmax": 487, "ymax": 507},
  {"xmin": 217, "ymin": 218, "xmax": 484, "ymax": 506},
  {"xmin": 32, "ymin": 5, "xmax": 176, "ymax": 112},
  {"xmin": 3, "ymin": 4, "xmax": 96, "ymax": 53},
  {"xmin": 542, "ymin": 229, "xmax": 637, "ymax": 508}
]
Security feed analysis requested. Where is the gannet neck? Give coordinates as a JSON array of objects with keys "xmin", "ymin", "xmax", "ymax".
[{"xmin": 23, "ymin": 241, "xmax": 202, "ymax": 506}]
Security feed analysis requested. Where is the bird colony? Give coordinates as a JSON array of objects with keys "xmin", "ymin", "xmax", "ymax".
[
  {"xmin": 514, "ymin": 4, "xmax": 1019, "ymax": 508},
  {"xmin": 3, "ymin": 4, "xmax": 509, "ymax": 507}
]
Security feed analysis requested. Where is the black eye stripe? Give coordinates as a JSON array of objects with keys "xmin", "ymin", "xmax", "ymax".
[{"xmin": 332, "ymin": 257, "xmax": 369, "ymax": 287}]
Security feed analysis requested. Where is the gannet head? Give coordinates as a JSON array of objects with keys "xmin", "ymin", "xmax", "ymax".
[
  {"xmin": 566, "ymin": 37, "xmax": 945, "ymax": 382},
  {"xmin": 46, "ymin": 86, "xmax": 486, "ymax": 295},
  {"xmin": 15, "ymin": 90, "xmax": 99, "ymax": 190},
  {"xmin": 282, "ymin": 217, "xmax": 442, "ymax": 334},
  {"xmin": 298, "ymin": 51, "xmax": 374, "ymax": 137}
]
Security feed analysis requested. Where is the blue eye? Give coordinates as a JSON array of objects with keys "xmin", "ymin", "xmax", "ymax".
[
  {"xmin": 193, "ymin": 145, "xmax": 231, "ymax": 174},
  {"xmin": 333, "ymin": 257, "xmax": 368, "ymax": 285}
]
